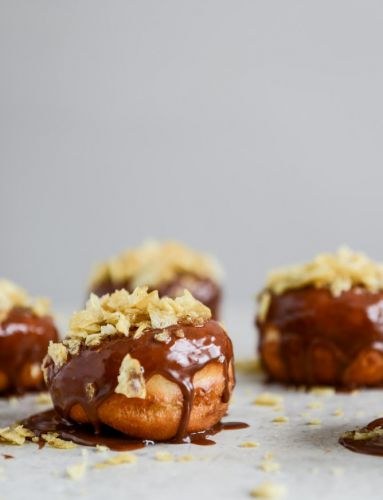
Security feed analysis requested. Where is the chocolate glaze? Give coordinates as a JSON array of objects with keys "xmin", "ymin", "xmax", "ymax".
[
  {"xmin": 45, "ymin": 320, "xmax": 234, "ymax": 441},
  {"xmin": 0, "ymin": 307, "xmax": 58, "ymax": 395},
  {"xmin": 21, "ymin": 409, "xmax": 248, "ymax": 450},
  {"xmin": 339, "ymin": 418, "xmax": 383, "ymax": 456},
  {"xmin": 257, "ymin": 287, "xmax": 383, "ymax": 387},
  {"xmin": 91, "ymin": 274, "xmax": 221, "ymax": 319}
]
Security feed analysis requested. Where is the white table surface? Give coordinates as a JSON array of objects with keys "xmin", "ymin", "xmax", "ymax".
[{"xmin": 0, "ymin": 304, "xmax": 382, "ymax": 500}]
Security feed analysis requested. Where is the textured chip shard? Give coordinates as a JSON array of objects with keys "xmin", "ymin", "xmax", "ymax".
[
  {"xmin": 89, "ymin": 240, "xmax": 222, "ymax": 289},
  {"xmin": 0, "ymin": 279, "xmax": 51, "ymax": 322},
  {"xmin": 263, "ymin": 247, "xmax": 383, "ymax": 298},
  {"xmin": 47, "ymin": 287, "xmax": 211, "ymax": 368},
  {"xmin": 115, "ymin": 354, "xmax": 146, "ymax": 399}
]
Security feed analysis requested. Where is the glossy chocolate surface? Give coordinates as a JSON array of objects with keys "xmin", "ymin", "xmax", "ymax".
[
  {"xmin": 340, "ymin": 418, "xmax": 383, "ymax": 456},
  {"xmin": 91, "ymin": 274, "xmax": 221, "ymax": 319},
  {"xmin": 0, "ymin": 307, "xmax": 58, "ymax": 395},
  {"xmin": 45, "ymin": 320, "xmax": 234, "ymax": 441},
  {"xmin": 22, "ymin": 409, "xmax": 248, "ymax": 450},
  {"xmin": 257, "ymin": 287, "xmax": 383, "ymax": 387}
]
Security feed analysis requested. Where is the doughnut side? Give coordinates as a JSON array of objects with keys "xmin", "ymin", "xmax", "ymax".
[
  {"xmin": 0, "ymin": 307, "xmax": 59, "ymax": 395},
  {"xmin": 257, "ymin": 287, "xmax": 383, "ymax": 387},
  {"xmin": 45, "ymin": 320, "xmax": 234, "ymax": 440}
]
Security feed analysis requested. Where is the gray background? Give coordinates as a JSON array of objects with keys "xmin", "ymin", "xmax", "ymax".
[{"xmin": 1, "ymin": 0, "xmax": 383, "ymax": 308}]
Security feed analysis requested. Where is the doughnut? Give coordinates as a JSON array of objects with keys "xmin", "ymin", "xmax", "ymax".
[
  {"xmin": 0, "ymin": 279, "xmax": 58, "ymax": 395},
  {"xmin": 88, "ymin": 241, "xmax": 222, "ymax": 319},
  {"xmin": 256, "ymin": 247, "xmax": 383, "ymax": 388},
  {"xmin": 43, "ymin": 287, "xmax": 234, "ymax": 441}
]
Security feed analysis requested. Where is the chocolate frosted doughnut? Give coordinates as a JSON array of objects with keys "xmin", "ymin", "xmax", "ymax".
[
  {"xmin": 43, "ymin": 287, "xmax": 234, "ymax": 441},
  {"xmin": 256, "ymin": 248, "xmax": 383, "ymax": 388},
  {"xmin": 88, "ymin": 241, "xmax": 222, "ymax": 319},
  {"xmin": 0, "ymin": 280, "xmax": 58, "ymax": 395}
]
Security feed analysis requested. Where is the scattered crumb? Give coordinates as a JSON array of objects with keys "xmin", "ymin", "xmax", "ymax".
[
  {"xmin": 333, "ymin": 409, "xmax": 344, "ymax": 417},
  {"xmin": 332, "ymin": 466, "xmax": 344, "ymax": 476},
  {"xmin": 67, "ymin": 461, "xmax": 87, "ymax": 480},
  {"xmin": 35, "ymin": 393, "xmax": 52, "ymax": 406},
  {"xmin": 96, "ymin": 444, "xmax": 109, "ymax": 452},
  {"xmin": 94, "ymin": 453, "xmax": 137, "ymax": 469},
  {"xmin": 41, "ymin": 433, "xmax": 76, "ymax": 449},
  {"xmin": 8, "ymin": 397, "xmax": 19, "ymax": 407},
  {"xmin": 308, "ymin": 387, "xmax": 335, "ymax": 397},
  {"xmin": 307, "ymin": 418, "xmax": 322, "ymax": 426},
  {"xmin": 300, "ymin": 412, "xmax": 310, "ymax": 418},
  {"xmin": 235, "ymin": 358, "xmax": 263, "ymax": 375},
  {"xmin": 272, "ymin": 416, "xmax": 289, "ymax": 424},
  {"xmin": 0, "ymin": 425, "xmax": 35, "ymax": 445},
  {"xmin": 239, "ymin": 441, "xmax": 260, "ymax": 448},
  {"xmin": 254, "ymin": 393, "xmax": 283, "ymax": 407},
  {"xmin": 177, "ymin": 454, "xmax": 194, "ymax": 462},
  {"xmin": 259, "ymin": 453, "xmax": 280, "ymax": 473},
  {"xmin": 307, "ymin": 401, "xmax": 323, "ymax": 410},
  {"xmin": 155, "ymin": 451, "xmax": 174, "ymax": 462},
  {"xmin": 250, "ymin": 481, "xmax": 286, "ymax": 498}
]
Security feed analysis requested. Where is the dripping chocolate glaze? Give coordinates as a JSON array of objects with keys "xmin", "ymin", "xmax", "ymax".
[
  {"xmin": 43, "ymin": 320, "xmax": 234, "ymax": 443},
  {"xmin": 21, "ymin": 409, "xmax": 248, "ymax": 451},
  {"xmin": 257, "ymin": 287, "xmax": 383, "ymax": 387},
  {"xmin": 91, "ymin": 274, "xmax": 221, "ymax": 319},
  {"xmin": 339, "ymin": 418, "xmax": 383, "ymax": 456},
  {"xmin": 0, "ymin": 307, "xmax": 58, "ymax": 395}
]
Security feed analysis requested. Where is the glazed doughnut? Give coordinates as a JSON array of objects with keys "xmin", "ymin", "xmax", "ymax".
[
  {"xmin": 0, "ymin": 279, "xmax": 58, "ymax": 395},
  {"xmin": 256, "ymin": 248, "xmax": 383, "ymax": 388},
  {"xmin": 88, "ymin": 241, "xmax": 222, "ymax": 319},
  {"xmin": 43, "ymin": 287, "xmax": 234, "ymax": 441}
]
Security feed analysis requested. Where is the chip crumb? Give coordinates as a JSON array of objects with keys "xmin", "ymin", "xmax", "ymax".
[
  {"xmin": 8, "ymin": 397, "xmax": 19, "ymax": 406},
  {"xmin": 35, "ymin": 393, "xmax": 52, "ymax": 406},
  {"xmin": 250, "ymin": 481, "xmax": 286, "ymax": 498},
  {"xmin": 308, "ymin": 387, "xmax": 335, "ymax": 397},
  {"xmin": 239, "ymin": 441, "xmax": 260, "ymax": 448},
  {"xmin": 307, "ymin": 401, "xmax": 323, "ymax": 410},
  {"xmin": 333, "ymin": 408, "xmax": 344, "ymax": 417},
  {"xmin": 332, "ymin": 466, "xmax": 344, "ymax": 476},
  {"xmin": 41, "ymin": 433, "xmax": 76, "ymax": 449},
  {"xmin": 154, "ymin": 330, "xmax": 171, "ymax": 343},
  {"xmin": 155, "ymin": 451, "xmax": 174, "ymax": 462},
  {"xmin": 272, "ymin": 416, "xmax": 289, "ymax": 424},
  {"xmin": 67, "ymin": 461, "xmax": 87, "ymax": 480},
  {"xmin": 177, "ymin": 454, "xmax": 194, "ymax": 462},
  {"xmin": 96, "ymin": 444, "xmax": 109, "ymax": 452},
  {"xmin": 307, "ymin": 418, "xmax": 322, "ymax": 426},
  {"xmin": 254, "ymin": 393, "xmax": 283, "ymax": 407},
  {"xmin": 0, "ymin": 425, "xmax": 35, "ymax": 445},
  {"xmin": 258, "ymin": 459, "xmax": 281, "ymax": 473},
  {"xmin": 94, "ymin": 453, "xmax": 137, "ymax": 469}
]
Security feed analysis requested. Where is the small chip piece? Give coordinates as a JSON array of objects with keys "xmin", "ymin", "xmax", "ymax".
[
  {"xmin": 0, "ymin": 425, "xmax": 35, "ymax": 445},
  {"xmin": 308, "ymin": 387, "xmax": 335, "ymax": 397},
  {"xmin": 115, "ymin": 354, "xmax": 146, "ymax": 399},
  {"xmin": 35, "ymin": 393, "xmax": 52, "ymax": 406},
  {"xmin": 155, "ymin": 451, "xmax": 174, "ymax": 462},
  {"xmin": 41, "ymin": 432, "xmax": 76, "ymax": 449},
  {"xmin": 254, "ymin": 393, "xmax": 283, "ymax": 407},
  {"xmin": 177, "ymin": 454, "xmax": 194, "ymax": 462},
  {"xmin": 94, "ymin": 453, "xmax": 137, "ymax": 469},
  {"xmin": 272, "ymin": 416, "xmax": 289, "ymax": 424},
  {"xmin": 250, "ymin": 481, "xmax": 286, "ymax": 498},
  {"xmin": 239, "ymin": 441, "xmax": 260, "ymax": 448},
  {"xmin": 96, "ymin": 444, "xmax": 109, "ymax": 452},
  {"xmin": 306, "ymin": 418, "xmax": 322, "ymax": 426},
  {"xmin": 67, "ymin": 461, "xmax": 87, "ymax": 480},
  {"xmin": 154, "ymin": 331, "xmax": 171, "ymax": 343},
  {"xmin": 307, "ymin": 401, "xmax": 323, "ymax": 410},
  {"xmin": 333, "ymin": 408, "xmax": 344, "ymax": 417}
]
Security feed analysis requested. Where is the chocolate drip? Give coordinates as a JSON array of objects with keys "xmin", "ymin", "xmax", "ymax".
[
  {"xmin": 0, "ymin": 307, "xmax": 58, "ymax": 395},
  {"xmin": 45, "ymin": 320, "xmax": 234, "ymax": 441},
  {"xmin": 257, "ymin": 287, "xmax": 383, "ymax": 387},
  {"xmin": 21, "ymin": 409, "xmax": 248, "ymax": 450},
  {"xmin": 91, "ymin": 274, "xmax": 221, "ymax": 319},
  {"xmin": 339, "ymin": 418, "xmax": 383, "ymax": 456}
]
